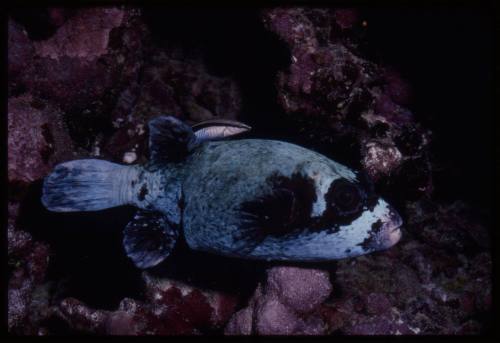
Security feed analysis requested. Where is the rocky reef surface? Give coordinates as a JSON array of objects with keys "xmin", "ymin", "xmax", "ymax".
[{"xmin": 8, "ymin": 7, "xmax": 492, "ymax": 335}]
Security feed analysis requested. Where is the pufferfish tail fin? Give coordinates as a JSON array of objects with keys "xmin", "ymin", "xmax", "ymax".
[{"xmin": 42, "ymin": 159, "xmax": 134, "ymax": 212}]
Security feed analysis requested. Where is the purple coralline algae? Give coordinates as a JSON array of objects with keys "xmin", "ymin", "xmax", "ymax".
[{"xmin": 225, "ymin": 266, "xmax": 332, "ymax": 335}]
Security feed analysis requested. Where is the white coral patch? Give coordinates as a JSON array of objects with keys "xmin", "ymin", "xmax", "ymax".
[
  {"xmin": 123, "ymin": 151, "xmax": 137, "ymax": 164},
  {"xmin": 362, "ymin": 140, "xmax": 403, "ymax": 177}
]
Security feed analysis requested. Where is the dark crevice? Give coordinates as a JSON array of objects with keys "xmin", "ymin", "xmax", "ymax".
[
  {"xmin": 142, "ymin": 8, "xmax": 293, "ymax": 138},
  {"xmin": 10, "ymin": 9, "xmax": 61, "ymax": 41},
  {"xmin": 358, "ymin": 7, "xmax": 494, "ymax": 209},
  {"xmin": 17, "ymin": 181, "xmax": 144, "ymax": 310}
]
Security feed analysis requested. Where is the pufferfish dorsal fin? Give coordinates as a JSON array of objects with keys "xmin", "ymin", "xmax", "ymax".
[
  {"xmin": 123, "ymin": 210, "xmax": 179, "ymax": 269},
  {"xmin": 192, "ymin": 119, "xmax": 251, "ymax": 144},
  {"xmin": 148, "ymin": 116, "xmax": 197, "ymax": 164},
  {"xmin": 148, "ymin": 116, "xmax": 251, "ymax": 163}
]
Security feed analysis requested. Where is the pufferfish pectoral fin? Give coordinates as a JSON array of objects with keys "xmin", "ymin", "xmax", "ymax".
[
  {"xmin": 233, "ymin": 188, "xmax": 299, "ymax": 254},
  {"xmin": 122, "ymin": 210, "xmax": 179, "ymax": 269}
]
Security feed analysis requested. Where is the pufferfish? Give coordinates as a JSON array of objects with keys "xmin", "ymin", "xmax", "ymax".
[{"xmin": 42, "ymin": 116, "xmax": 403, "ymax": 269}]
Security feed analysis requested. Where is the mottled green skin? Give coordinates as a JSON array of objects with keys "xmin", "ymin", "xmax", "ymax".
[{"xmin": 180, "ymin": 139, "xmax": 359, "ymax": 259}]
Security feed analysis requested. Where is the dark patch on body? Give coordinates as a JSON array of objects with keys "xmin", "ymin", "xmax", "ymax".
[
  {"xmin": 371, "ymin": 219, "xmax": 383, "ymax": 232},
  {"xmin": 52, "ymin": 164, "xmax": 84, "ymax": 180},
  {"xmin": 358, "ymin": 233, "xmax": 376, "ymax": 251},
  {"xmin": 138, "ymin": 183, "xmax": 148, "ymax": 201},
  {"xmin": 238, "ymin": 172, "xmax": 317, "ymax": 245},
  {"xmin": 266, "ymin": 171, "xmax": 318, "ymax": 231}
]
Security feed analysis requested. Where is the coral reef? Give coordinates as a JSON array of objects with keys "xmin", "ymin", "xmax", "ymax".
[
  {"xmin": 8, "ymin": 6, "xmax": 492, "ymax": 336},
  {"xmin": 46, "ymin": 273, "xmax": 238, "ymax": 335},
  {"xmin": 318, "ymin": 201, "xmax": 492, "ymax": 335},
  {"xmin": 8, "ymin": 95, "xmax": 74, "ymax": 186},
  {"xmin": 26, "ymin": 8, "xmax": 144, "ymax": 116},
  {"xmin": 103, "ymin": 47, "xmax": 241, "ymax": 163},
  {"xmin": 225, "ymin": 266, "xmax": 332, "ymax": 335},
  {"xmin": 8, "ymin": 202, "xmax": 51, "ymax": 334},
  {"xmin": 262, "ymin": 7, "xmax": 432, "ymax": 197}
]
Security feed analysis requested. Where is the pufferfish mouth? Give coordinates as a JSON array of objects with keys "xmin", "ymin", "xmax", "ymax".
[{"xmin": 386, "ymin": 208, "xmax": 403, "ymax": 231}]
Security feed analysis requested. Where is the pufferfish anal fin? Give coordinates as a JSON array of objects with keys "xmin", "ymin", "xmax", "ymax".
[
  {"xmin": 192, "ymin": 119, "xmax": 251, "ymax": 144},
  {"xmin": 149, "ymin": 116, "xmax": 197, "ymax": 164},
  {"xmin": 122, "ymin": 210, "xmax": 179, "ymax": 269}
]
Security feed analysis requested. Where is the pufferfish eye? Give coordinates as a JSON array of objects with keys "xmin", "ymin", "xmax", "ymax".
[{"xmin": 328, "ymin": 179, "xmax": 364, "ymax": 217}]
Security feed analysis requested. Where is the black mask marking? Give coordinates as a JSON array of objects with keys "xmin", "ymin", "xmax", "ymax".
[
  {"xmin": 358, "ymin": 219, "xmax": 384, "ymax": 251},
  {"xmin": 236, "ymin": 171, "xmax": 380, "ymax": 246},
  {"xmin": 371, "ymin": 219, "xmax": 383, "ymax": 232},
  {"xmin": 315, "ymin": 171, "xmax": 379, "ymax": 229}
]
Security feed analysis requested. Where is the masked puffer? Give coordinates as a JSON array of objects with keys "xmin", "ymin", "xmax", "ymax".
[{"xmin": 42, "ymin": 116, "xmax": 403, "ymax": 268}]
